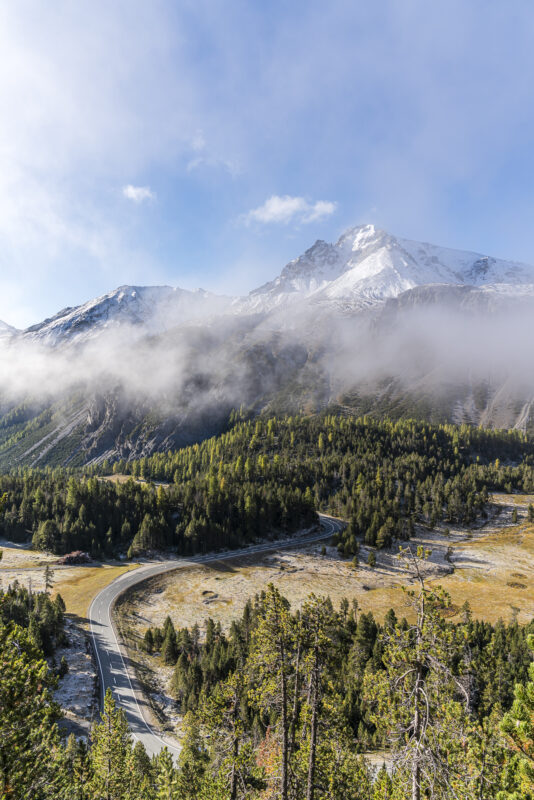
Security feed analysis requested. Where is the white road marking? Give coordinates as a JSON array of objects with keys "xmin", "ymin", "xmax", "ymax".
[{"xmin": 89, "ymin": 514, "xmax": 343, "ymax": 757}]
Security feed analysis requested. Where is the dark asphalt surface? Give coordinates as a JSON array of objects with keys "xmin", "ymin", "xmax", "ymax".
[{"xmin": 89, "ymin": 514, "xmax": 344, "ymax": 757}]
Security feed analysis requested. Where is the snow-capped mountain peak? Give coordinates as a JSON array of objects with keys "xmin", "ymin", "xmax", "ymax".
[
  {"xmin": 242, "ymin": 224, "xmax": 534, "ymax": 313},
  {"xmin": 248, "ymin": 238, "xmax": 345, "ymax": 304},
  {"xmin": 335, "ymin": 222, "xmax": 386, "ymax": 251},
  {"xmin": 13, "ymin": 224, "xmax": 534, "ymax": 345},
  {"xmin": 22, "ymin": 284, "xmax": 234, "ymax": 346}
]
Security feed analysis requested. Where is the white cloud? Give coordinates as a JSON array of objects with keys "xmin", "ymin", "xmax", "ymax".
[
  {"xmin": 303, "ymin": 200, "xmax": 338, "ymax": 223},
  {"xmin": 122, "ymin": 184, "xmax": 155, "ymax": 203},
  {"xmin": 244, "ymin": 195, "xmax": 337, "ymax": 226}
]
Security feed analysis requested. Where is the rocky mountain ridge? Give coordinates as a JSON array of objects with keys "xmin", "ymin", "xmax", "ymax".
[
  {"xmin": 1, "ymin": 223, "xmax": 534, "ymax": 468},
  {"xmin": 6, "ymin": 223, "xmax": 534, "ymax": 345}
]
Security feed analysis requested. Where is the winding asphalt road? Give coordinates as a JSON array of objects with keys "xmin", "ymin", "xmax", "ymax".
[{"xmin": 89, "ymin": 514, "xmax": 343, "ymax": 758}]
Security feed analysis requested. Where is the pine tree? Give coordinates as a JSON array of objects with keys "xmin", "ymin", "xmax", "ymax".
[
  {"xmin": 300, "ymin": 595, "xmax": 336, "ymax": 800},
  {"xmin": 499, "ymin": 634, "xmax": 534, "ymax": 799},
  {"xmin": 0, "ymin": 620, "xmax": 66, "ymax": 799},
  {"xmin": 44, "ymin": 563, "xmax": 54, "ymax": 593},
  {"xmin": 365, "ymin": 548, "xmax": 471, "ymax": 800},
  {"xmin": 162, "ymin": 626, "xmax": 178, "ymax": 665},
  {"xmin": 174, "ymin": 714, "xmax": 210, "ymax": 800},
  {"xmin": 65, "ymin": 734, "xmax": 91, "ymax": 800},
  {"xmin": 129, "ymin": 739, "xmax": 153, "ymax": 798},
  {"xmin": 248, "ymin": 584, "xmax": 297, "ymax": 800},
  {"xmin": 372, "ymin": 765, "xmax": 394, "ymax": 799},
  {"xmin": 197, "ymin": 670, "xmax": 261, "ymax": 800},
  {"xmin": 144, "ymin": 628, "xmax": 154, "ymax": 653},
  {"xmin": 154, "ymin": 747, "xmax": 179, "ymax": 799},
  {"xmin": 88, "ymin": 688, "xmax": 133, "ymax": 800}
]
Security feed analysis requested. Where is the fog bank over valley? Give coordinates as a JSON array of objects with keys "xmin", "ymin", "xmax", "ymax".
[{"xmin": 2, "ymin": 225, "xmax": 534, "ymax": 466}]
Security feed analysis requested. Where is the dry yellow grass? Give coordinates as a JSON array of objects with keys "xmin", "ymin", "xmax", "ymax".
[
  {"xmin": 493, "ymin": 492, "xmax": 533, "ymax": 507},
  {"xmin": 100, "ymin": 474, "xmax": 169, "ymax": 487},
  {"xmin": 0, "ymin": 555, "xmax": 138, "ymax": 619},
  {"xmin": 0, "ymin": 539, "xmax": 142, "ymax": 619},
  {"xmin": 357, "ymin": 500, "xmax": 534, "ymax": 624},
  {"xmin": 119, "ymin": 547, "xmax": 420, "ymax": 634},
  {"xmin": 430, "ymin": 527, "xmax": 534, "ymax": 624},
  {"xmin": 100, "ymin": 474, "xmax": 137, "ymax": 484},
  {"xmin": 52, "ymin": 564, "xmax": 139, "ymax": 618},
  {"xmin": 120, "ymin": 494, "xmax": 534, "ymax": 636},
  {"xmin": 114, "ymin": 494, "xmax": 534, "ymax": 738}
]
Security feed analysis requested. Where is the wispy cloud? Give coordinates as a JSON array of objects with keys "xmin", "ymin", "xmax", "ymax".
[
  {"xmin": 186, "ymin": 155, "xmax": 239, "ymax": 175},
  {"xmin": 122, "ymin": 184, "xmax": 155, "ymax": 203},
  {"xmin": 243, "ymin": 195, "xmax": 337, "ymax": 226},
  {"xmin": 186, "ymin": 129, "xmax": 239, "ymax": 175}
]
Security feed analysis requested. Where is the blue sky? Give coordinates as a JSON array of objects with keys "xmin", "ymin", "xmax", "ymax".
[{"xmin": 2, "ymin": 1, "xmax": 534, "ymax": 327}]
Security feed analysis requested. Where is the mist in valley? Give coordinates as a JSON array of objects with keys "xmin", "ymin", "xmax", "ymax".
[{"xmin": 1, "ymin": 288, "xmax": 534, "ymax": 431}]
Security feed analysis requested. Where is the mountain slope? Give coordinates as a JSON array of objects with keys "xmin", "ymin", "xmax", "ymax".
[
  {"xmin": 22, "ymin": 285, "xmax": 233, "ymax": 346},
  {"xmin": 0, "ymin": 320, "xmax": 17, "ymax": 340},
  {"xmin": 2, "ymin": 223, "xmax": 534, "ymax": 468},
  {"xmin": 243, "ymin": 224, "xmax": 534, "ymax": 312},
  {"xmin": 12, "ymin": 223, "xmax": 534, "ymax": 345}
]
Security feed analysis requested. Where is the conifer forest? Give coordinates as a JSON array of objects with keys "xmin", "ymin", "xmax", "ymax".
[{"xmin": 1, "ymin": 416, "xmax": 534, "ymax": 798}]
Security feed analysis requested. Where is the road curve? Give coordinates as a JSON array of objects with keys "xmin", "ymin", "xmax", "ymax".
[{"xmin": 88, "ymin": 514, "xmax": 344, "ymax": 758}]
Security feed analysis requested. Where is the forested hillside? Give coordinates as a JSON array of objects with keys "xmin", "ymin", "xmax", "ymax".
[
  {"xmin": 2, "ymin": 422, "xmax": 534, "ymax": 798},
  {"xmin": 138, "ymin": 579, "xmax": 534, "ymax": 799},
  {"xmin": 4, "ymin": 574, "xmax": 534, "ymax": 799},
  {"xmin": 1, "ymin": 415, "xmax": 534, "ymax": 559},
  {"xmin": 144, "ymin": 585, "xmax": 534, "ymax": 749}
]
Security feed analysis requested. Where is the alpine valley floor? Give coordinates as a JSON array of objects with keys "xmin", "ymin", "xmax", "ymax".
[{"xmin": 115, "ymin": 492, "xmax": 534, "ymax": 742}]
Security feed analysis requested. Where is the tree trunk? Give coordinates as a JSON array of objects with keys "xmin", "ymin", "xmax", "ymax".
[
  {"xmin": 289, "ymin": 638, "xmax": 301, "ymax": 759},
  {"xmin": 280, "ymin": 648, "xmax": 288, "ymax": 800},
  {"xmin": 273, "ymin": 598, "xmax": 289, "ymax": 800},
  {"xmin": 412, "ymin": 665, "xmax": 421, "ymax": 800},
  {"xmin": 411, "ymin": 635, "xmax": 423, "ymax": 800},
  {"xmin": 306, "ymin": 648, "xmax": 319, "ymax": 800},
  {"xmin": 411, "ymin": 586, "xmax": 426, "ymax": 800},
  {"xmin": 229, "ymin": 736, "xmax": 238, "ymax": 800},
  {"xmin": 107, "ymin": 710, "xmax": 112, "ymax": 800},
  {"xmin": 230, "ymin": 689, "xmax": 239, "ymax": 800}
]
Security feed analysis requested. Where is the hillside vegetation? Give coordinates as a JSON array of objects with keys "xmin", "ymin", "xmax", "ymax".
[
  {"xmin": 1, "ymin": 415, "xmax": 534, "ymax": 559},
  {"xmin": 2, "ymin": 423, "xmax": 534, "ymax": 797},
  {"xmin": 4, "ymin": 574, "xmax": 534, "ymax": 799}
]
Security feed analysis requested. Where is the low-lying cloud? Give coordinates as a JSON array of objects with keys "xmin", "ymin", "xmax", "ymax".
[{"xmin": 2, "ymin": 289, "xmax": 534, "ymax": 437}]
